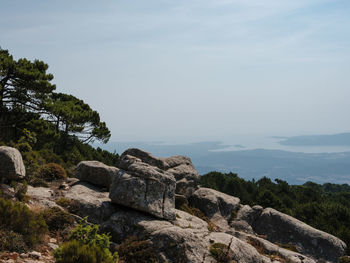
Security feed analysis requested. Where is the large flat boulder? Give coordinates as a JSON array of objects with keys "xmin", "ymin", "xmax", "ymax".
[
  {"xmin": 253, "ymin": 208, "xmax": 347, "ymax": 262},
  {"xmin": 27, "ymin": 186, "xmax": 58, "ymax": 209},
  {"xmin": 64, "ymin": 182, "xmax": 118, "ymax": 224},
  {"xmin": 75, "ymin": 161, "xmax": 119, "ymax": 188},
  {"xmin": 110, "ymin": 153, "xmax": 176, "ymax": 220},
  {"xmin": 0, "ymin": 146, "xmax": 25, "ymax": 182},
  {"xmin": 119, "ymin": 148, "xmax": 200, "ymax": 198}
]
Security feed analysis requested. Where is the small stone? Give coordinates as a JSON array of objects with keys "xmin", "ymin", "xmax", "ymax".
[
  {"xmin": 28, "ymin": 251, "xmax": 41, "ymax": 259},
  {"xmin": 59, "ymin": 182, "xmax": 69, "ymax": 190},
  {"xmin": 48, "ymin": 243, "xmax": 59, "ymax": 250},
  {"xmin": 49, "ymin": 238, "xmax": 57, "ymax": 243}
]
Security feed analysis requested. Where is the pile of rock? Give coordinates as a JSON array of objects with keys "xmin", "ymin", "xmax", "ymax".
[{"xmin": 1, "ymin": 146, "xmax": 347, "ymax": 263}]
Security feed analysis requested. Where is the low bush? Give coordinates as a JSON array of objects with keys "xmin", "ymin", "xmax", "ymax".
[
  {"xmin": 247, "ymin": 237, "xmax": 265, "ymax": 255},
  {"xmin": 0, "ymin": 197, "xmax": 48, "ymax": 249},
  {"xmin": 14, "ymin": 181, "xmax": 28, "ymax": 202},
  {"xmin": 54, "ymin": 218, "xmax": 118, "ymax": 263},
  {"xmin": 339, "ymin": 256, "xmax": 350, "ymax": 263},
  {"xmin": 54, "ymin": 240, "xmax": 116, "ymax": 263},
  {"xmin": 275, "ymin": 242, "xmax": 299, "ymax": 253},
  {"xmin": 40, "ymin": 163, "xmax": 67, "ymax": 181},
  {"xmin": 0, "ymin": 229, "xmax": 28, "ymax": 253},
  {"xmin": 56, "ymin": 197, "xmax": 81, "ymax": 214},
  {"xmin": 209, "ymin": 241, "xmax": 235, "ymax": 263},
  {"xmin": 29, "ymin": 177, "xmax": 49, "ymax": 187},
  {"xmin": 116, "ymin": 236, "xmax": 158, "ymax": 263},
  {"xmin": 43, "ymin": 207, "xmax": 75, "ymax": 232}
]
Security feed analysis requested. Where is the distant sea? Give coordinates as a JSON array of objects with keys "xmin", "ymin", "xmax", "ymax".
[
  {"xmin": 96, "ymin": 133, "xmax": 350, "ymax": 185},
  {"xmin": 210, "ymin": 135, "xmax": 350, "ymax": 154}
]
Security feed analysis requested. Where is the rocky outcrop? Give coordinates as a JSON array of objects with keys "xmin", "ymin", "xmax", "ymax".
[
  {"xmin": 64, "ymin": 182, "xmax": 118, "ymax": 224},
  {"xmin": 75, "ymin": 161, "xmax": 119, "ymax": 188},
  {"xmin": 244, "ymin": 235, "xmax": 317, "ymax": 263},
  {"xmin": 14, "ymin": 147, "xmax": 346, "ymax": 263},
  {"xmin": 189, "ymin": 187, "xmax": 241, "ymax": 230},
  {"xmin": 164, "ymin": 155, "xmax": 200, "ymax": 198},
  {"xmin": 0, "ymin": 146, "xmax": 25, "ymax": 182},
  {"xmin": 119, "ymin": 148, "xmax": 200, "ymax": 197},
  {"xmin": 101, "ymin": 208, "xmax": 273, "ymax": 263},
  {"xmin": 252, "ymin": 207, "xmax": 347, "ymax": 262},
  {"xmin": 110, "ymin": 153, "xmax": 176, "ymax": 220}
]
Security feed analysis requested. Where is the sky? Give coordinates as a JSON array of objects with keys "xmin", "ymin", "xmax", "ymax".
[{"xmin": 1, "ymin": 0, "xmax": 350, "ymax": 142}]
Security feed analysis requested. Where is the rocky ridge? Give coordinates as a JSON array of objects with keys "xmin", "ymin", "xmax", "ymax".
[{"xmin": 1, "ymin": 147, "xmax": 348, "ymax": 263}]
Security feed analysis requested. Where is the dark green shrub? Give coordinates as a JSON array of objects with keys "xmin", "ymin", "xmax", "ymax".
[
  {"xmin": 0, "ymin": 197, "xmax": 48, "ymax": 249},
  {"xmin": 0, "ymin": 229, "xmax": 28, "ymax": 253},
  {"xmin": 275, "ymin": 242, "xmax": 299, "ymax": 252},
  {"xmin": 56, "ymin": 198, "xmax": 81, "ymax": 214},
  {"xmin": 54, "ymin": 240, "xmax": 116, "ymax": 263},
  {"xmin": 116, "ymin": 236, "xmax": 158, "ymax": 263},
  {"xmin": 209, "ymin": 242, "xmax": 235, "ymax": 263},
  {"xmin": 54, "ymin": 218, "xmax": 118, "ymax": 263},
  {"xmin": 14, "ymin": 181, "xmax": 28, "ymax": 201},
  {"xmin": 29, "ymin": 177, "xmax": 49, "ymax": 187},
  {"xmin": 21, "ymin": 150, "xmax": 45, "ymax": 179},
  {"xmin": 40, "ymin": 163, "xmax": 67, "ymax": 181},
  {"xmin": 43, "ymin": 207, "xmax": 75, "ymax": 232},
  {"xmin": 56, "ymin": 197, "xmax": 72, "ymax": 207},
  {"xmin": 339, "ymin": 256, "xmax": 350, "ymax": 263}
]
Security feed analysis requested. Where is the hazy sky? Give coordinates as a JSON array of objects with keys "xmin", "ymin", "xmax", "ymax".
[{"xmin": 1, "ymin": 0, "xmax": 350, "ymax": 142}]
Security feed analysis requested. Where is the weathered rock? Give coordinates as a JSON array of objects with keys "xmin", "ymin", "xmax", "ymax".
[
  {"xmin": 229, "ymin": 204, "xmax": 263, "ymax": 233},
  {"xmin": 164, "ymin": 155, "xmax": 200, "ymax": 198},
  {"xmin": 75, "ymin": 161, "xmax": 119, "ymax": 188},
  {"xmin": 101, "ymin": 209, "xmax": 272, "ymax": 263},
  {"xmin": 27, "ymin": 186, "xmax": 58, "ymax": 209},
  {"xmin": 100, "ymin": 209, "xmax": 173, "ymax": 244},
  {"xmin": 151, "ymin": 226, "xmax": 273, "ymax": 263},
  {"xmin": 0, "ymin": 146, "xmax": 25, "ymax": 182},
  {"xmin": 109, "ymin": 157, "xmax": 176, "ymax": 220},
  {"xmin": 246, "ymin": 235, "xmax": 316, "ymax": 263},
  {"xmin": 64, "ymin": 182, "xmax": 118, "ymax": 224},
  {"xmin": 236, "ymin": 205, "xmax": 263, "ymax": 225},
  {"xmin": 119, "ymin": 148, "xmax": 200, "ymax": 198},
  {"xmin": 253, "ymin": 207, "xmax": 347, "ymax": 262},
  {"xmin": 28, "ymin": 251, "xmax": 41, "ymax": 260},
  {"xmin": 189, "ymin": 187, "xmax": 240, "ymax": 230}
]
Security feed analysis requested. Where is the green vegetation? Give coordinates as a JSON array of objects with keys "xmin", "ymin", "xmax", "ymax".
[
  {"xmin": 209, "ymin": 242, "xmax": 235, "ymax": 263},
  {"xmin": 56, "ymin": 197, "xmax": 81, "ymax": 214},
  {"xmin": 14, "ymin": 181, "xmax": 29, "ymax": 201},
  {"xmin": 0, "ymin": 229, "xmax": 28, "ymax": 253},
  {"xmin": 54, "ymin": 218, "xmax": 118, "ymax": 263},
  {"xmin": 201, "ymin": 172, "xmax": 350, "ymax": 254},
  {"xmin": 115, "ymin": 236, "xmax": 158, "ymax": 263},
  {"xmin": 40, "ymin": 163, "xmax": 67, "ymax": 181},
  {"xmin": 339, "ymin": 256, "xmax": 350, "ymax": 263},
  {"xmin": 0, "ymin": 197, "xmax": 48, "ymax": 250},
  {"xmin": 0, "ymin": 48, "xmax": 119, "ymax": 182},
  {"xmin": 275, "ymin": 243, "xmax": 298, "ymax": 253},
  {"xmin": 43, "ymin": 207, "xmax": 75, "ymax": 232}
]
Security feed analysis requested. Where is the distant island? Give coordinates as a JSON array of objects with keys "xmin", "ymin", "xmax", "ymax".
[{"xmin": 278, "ymin": 133, "xmax": 350, "ymax": 146}]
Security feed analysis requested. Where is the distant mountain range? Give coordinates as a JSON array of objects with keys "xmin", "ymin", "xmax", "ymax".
[{"xmin": 98, "ymin": 137, "xmax": 350, "ymax": 185}]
